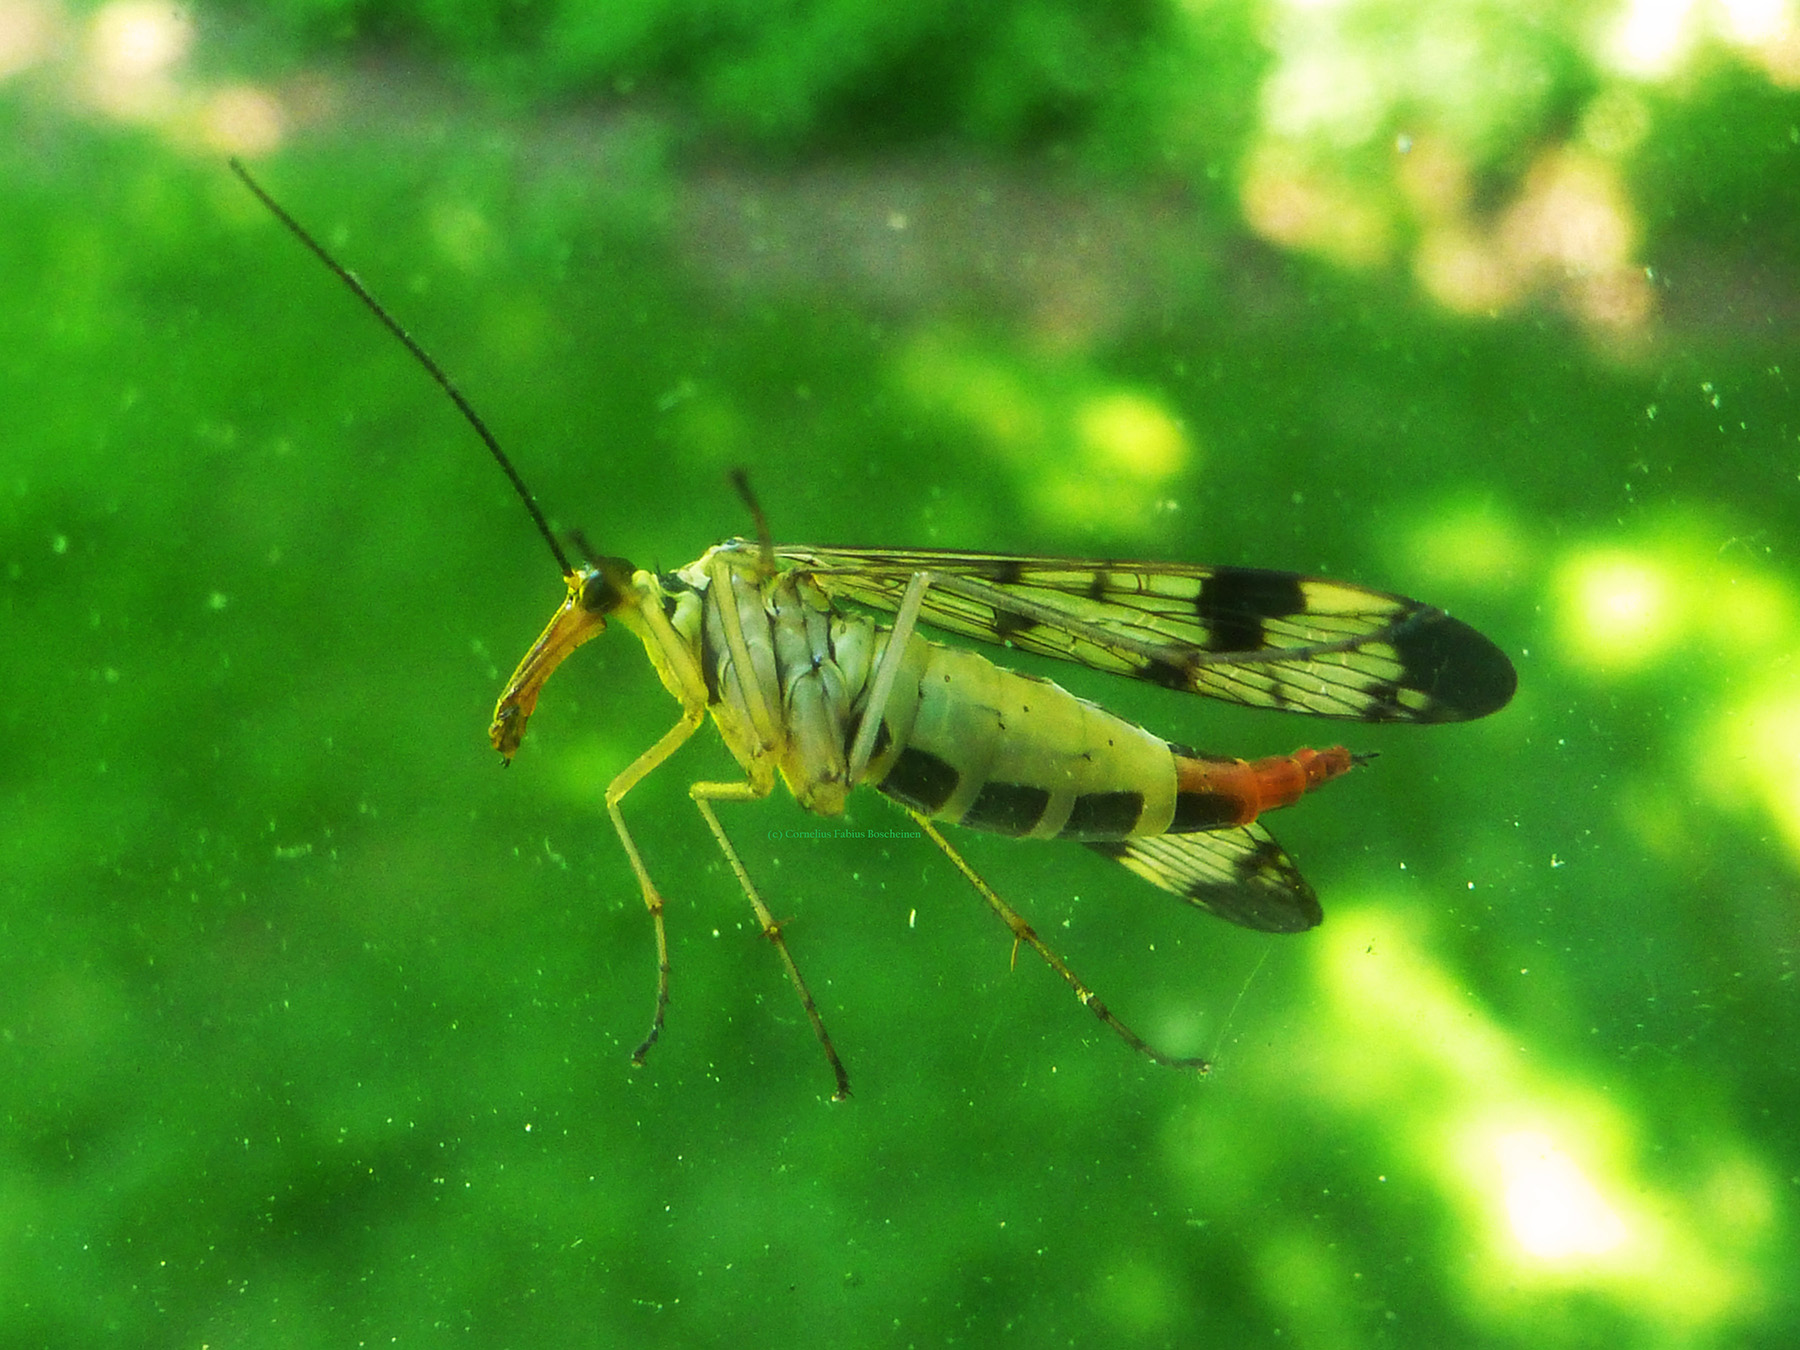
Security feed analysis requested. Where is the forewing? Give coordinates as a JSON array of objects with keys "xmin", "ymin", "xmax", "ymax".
[
  {"xmin": 776, "ymin": 544, "xmax": 1514, "ymax": 723},
  {"xmin": 1087, "ymin": 826, "xmax": 1322, "ymax": 933}
]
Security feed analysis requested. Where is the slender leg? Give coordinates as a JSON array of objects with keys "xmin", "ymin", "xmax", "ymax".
[
  {"xmin": 904, "ymin": 808, "xmax": 1211, "ymax": 1074},
  {"xmin": 690, "ymin": 779, "xmax": 852, "ymax": 1101},
  {"xmin": 603, "ymin": 706, "xmax": 706, "ymax": 1065},
  {"xmin": 846, "ymin": 570, "xmax": 930, "ymax": 786}
]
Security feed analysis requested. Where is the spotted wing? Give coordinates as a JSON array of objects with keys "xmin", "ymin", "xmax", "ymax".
[
  {"xmin": 1087, "ymin": 826, "xmax": 1321, "ymax": 933},
  {"xmin": 775, "ymin": 544, "xmax": 1514, "ymax": 723}
]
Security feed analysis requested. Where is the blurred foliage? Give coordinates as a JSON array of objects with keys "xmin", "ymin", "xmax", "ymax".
[
  {"xmin": 219, "ymin": 0, "xmax": 1266, "ymax": 175},
  {"xmin": 5, "ymin": 0, "xmax": 1800, "ymax": 1345},
  {"xmin": 1638, "ymin": 63, "xmax": 1800, "ymax": 257}
]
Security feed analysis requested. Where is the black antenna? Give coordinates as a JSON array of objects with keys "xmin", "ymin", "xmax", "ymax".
[
  {"xmin": 229, "ymin": 158, "xmax": 576, "ymax": 579},
  {"xmin": 729, "ymin": 467, "xmax": 776, "ymax": 569}
]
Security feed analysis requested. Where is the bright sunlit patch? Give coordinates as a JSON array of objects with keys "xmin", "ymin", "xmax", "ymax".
[
  {"xmin": 1040, "ymin": 405, "xmax": 1198, "ymax": 534},
  {"xmin": 1605, "ymin": 0, "xmax": 1800, "ymax": 86},
  {"xmin": 90, "ymin": 0, "xmax": 189, "ymax": 76},
  {"xmin": 1498, "ymin": 150, "xmax": 1651, "ymax": 329},
  {"xmin": 1492, "ymin": 1128, "xmax": 1629, "ymax": 1260},
  {"xmin": 894, "ymin": 331, "xmax": 1047, "ymax": 458},
  {"xmin": 1414, "ymin": 226, "xmax": 1518, "ymax": 313},
  {"xmin": 1706, "ymin": 679, "xmax": 1800, "ymax": 860},
  {"xmin": 0, "ymin": 0, "xmax": 56, "ymax": 81},
  {"xmin": 1310, "ymin": 908, "xmax": 1514, "ymax": 1106},
  {"xmin": 1408, "ymin": 147, "xmax": 1652, "ymax": 327},
  {"xmin": 1243, "ymin": 1, "xmax": 1673, "ymax": 329},
  {"xmin": 1720, "ymin": 0, "xmax": 1791, "ymax": 43},
  {"xmin": 1075, "ymin": 392, "xmax": 1190, "ymax": 483},
  {"xmin": 895, "ymin": 331, "xmax": 1191, "ymax": 537},
  {"xmin": 1300, "ymin": 905, "xmax": 1772, "ymax": 1326},
  {"xmin": 1239, "ymin": 142, "xmax": 1393, "ymax": 267},
  {"xmin": 1696, "ymin": 560, "xmax": 1796, "ymax": 654},
  {"xmin": 1556, "ymin": 527, "xmax": 1794, "ymax": 676},
  {"xmin": 84, "ymin": 0, "xmax": 192, "ymax": 120},
  {"xmin": 1553, "ymin": 548, "xmax": 1680, "ymax": 673},
  {"xmin": 1258, "ymin": 42, "xmax": 1383, "ymax": 146},
  {"xmin": 1722, "ymin": 0, "xmax": 1800, "ymax": 85},
  {"xmin": 1254, "ymin": 4, "xmax": 1507, "ymax": 152},
  {"xmin": 198, "ymin": 83, "xmax": 285, "ymax": 155},
  {"xmin": 1499, "ymin": 151, "xmax": 1635, "ymax": 272},
  {"xmin": 1608, "ymin": 0, "xmax": 1700, "ymax": 76}
]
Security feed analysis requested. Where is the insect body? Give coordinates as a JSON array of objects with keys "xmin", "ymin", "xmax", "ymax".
[
  {"xmin": 492, "ymin": 533, "xmax": 1514, "ymax": 1096},
  {"xmin": 234, "ymin": 161, "xmax": 1517, "ymax": 1099}
]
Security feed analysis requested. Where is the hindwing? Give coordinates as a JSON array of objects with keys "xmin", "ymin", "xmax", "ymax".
[{"xmin": 1087, "ymin": 824, "xmax": 1322, "ymax": 933}]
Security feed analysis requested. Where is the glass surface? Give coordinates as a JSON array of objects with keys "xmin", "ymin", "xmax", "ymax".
[{"xmin": 4, "ymin": 1, "xmax": 1797, "ymax": 1344}]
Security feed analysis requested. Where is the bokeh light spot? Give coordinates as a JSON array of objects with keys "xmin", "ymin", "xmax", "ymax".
[
  {"xmin": 198, "ymin": 83, "xmax": 285, "ymax": 156},
  {"xmin": 1554, "ymin": 549, "xmax": 1678, "ymax": 672},
  {"xmin": 0, "ymin": 0, "xmax": 56, "ymax": 80},
  {"xmin": 1706, "ymin": 680, "xmax": 1800, "ymax": 861},
  {"xmin": 1493, "ymin": 1128, "xmax": 1630, "ymax": 1261},
  {"xmin": 1075, "ymin": 392, "xmax": 1190, "ymax": 482}
]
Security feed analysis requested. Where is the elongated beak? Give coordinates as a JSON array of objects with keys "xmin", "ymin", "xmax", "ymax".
[{"xmin": 489, "ymin": 572, "xmax": 609, "ymax": 761}]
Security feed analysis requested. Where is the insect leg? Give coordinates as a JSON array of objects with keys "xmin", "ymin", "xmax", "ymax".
[
  {"xmin": 690, "ymin": 780, "xmax": 853, "ymax": 1101},
  {"xmin": 845, "ymin": 569, "xmax": 931, "ymax": 786},
  {"xmin": 902, "ymin": 807, "xmax": 1212, "ymax": 1075},
  {"xmin": 604, "ymin": 706, "xmax": 707, "ymax": 1067}
]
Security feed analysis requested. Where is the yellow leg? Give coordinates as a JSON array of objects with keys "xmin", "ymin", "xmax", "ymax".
[
  {"xmin": 691, "ymin": 779, "xmax": 852, "ymax": 1101},
  {"xmin": 904, "ymin": 808, "xmax": 1211, "ymax": 1075},
  {"xmin": 603, "ymin": 706, "xmax": 705, "ymax": 1067}
]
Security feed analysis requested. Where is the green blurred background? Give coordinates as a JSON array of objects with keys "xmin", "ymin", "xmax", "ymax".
[{"xmin": 5, "ymin": 0, "xmax": 1798, "ymax": 1343}]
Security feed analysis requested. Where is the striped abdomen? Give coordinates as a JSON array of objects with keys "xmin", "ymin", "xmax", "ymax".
[{"xmin": 863, "ymin": 641, "xmax": 1353, "ymax": 840}]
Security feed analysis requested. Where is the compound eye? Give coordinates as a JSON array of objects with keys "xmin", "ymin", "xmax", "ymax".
[
  {"xmin": 579, "ymin": 571, "xmax": 616, "ymax": 612},
  {"xmin": 576, "ymin": 559, "xmax": 634, "ymax": 614}
]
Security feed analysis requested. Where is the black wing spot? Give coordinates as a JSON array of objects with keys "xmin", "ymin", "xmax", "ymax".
[
  {"xmin": 878, "ymin": 747, "xmax": 961, "ymax": 813},
  {"xmin": 994, "ymin": 609, "xmax": 1037, "ymax": 641},
  {"xmin": 1143, "ymin": 656, "xmax": 1194, "ymax": 691},
  {"xmin": 1357, "ymin": 682, "xmax": 1410, "ymax": 723},
  {"xmin": 1195, "ymin": 569, "xmax": 1307, "ymax": 652},
  {"xmin": 1390, "ymin": 608, "xmax": 1518, "ymax": 721},
  {"xmin": 961, "ymin": 781, "xmax": 1052, "ymax": 836},
  {"xmin": 1217, "ymin": 837, "xmax": 1322, "ymax": 932}
]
